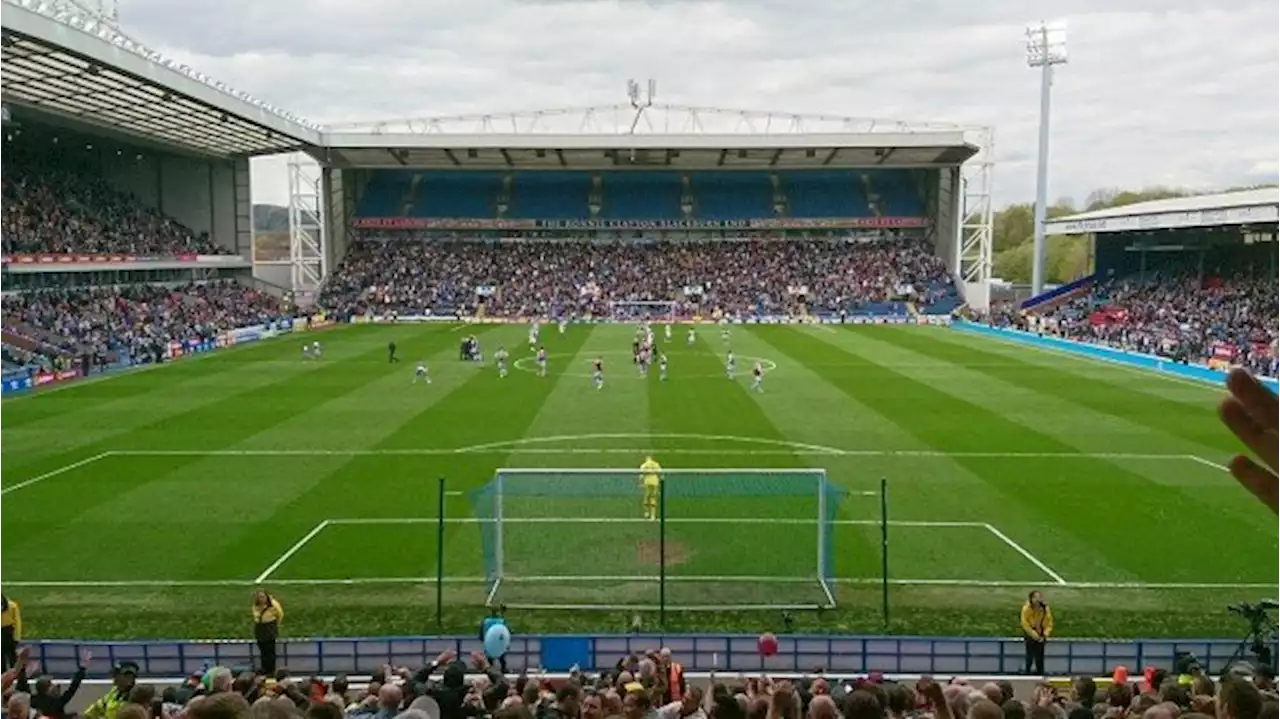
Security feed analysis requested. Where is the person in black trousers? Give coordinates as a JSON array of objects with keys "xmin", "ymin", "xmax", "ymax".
[
  {"xmin": 1020, "ymin": 590, "xmax": 1053, "ymax": 675},
  {"xmin": 388, "ymin": 341, "xmax": 399, "ymax": 363},
  {"xmin": 1, "ymin": 594, "xmax": 20, "ymax": 671},
  {"xmin": 252, "ymin": 590, "xmax": 283, "ymax": 675}
]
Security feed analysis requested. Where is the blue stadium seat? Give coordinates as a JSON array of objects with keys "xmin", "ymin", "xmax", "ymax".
[
  {"xmin": 414, "ymin": 172, "xmax": 502, "ymax": 218},
  {"xmin": 602, "ymin": 173, "xmax": 682, "ymax": 220},
  {"xmin": 509, "ymin": 172, "xmax": 591, "ymax": 220},
  {"xmin": 785, "ymin": 171, "xmax": 868, "ymax": 218},
  {"xmin": 690, "ymin": 172, "xmax": 773, "ymax": 220}
]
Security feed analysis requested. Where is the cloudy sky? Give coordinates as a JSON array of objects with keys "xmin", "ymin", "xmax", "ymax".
[{"xmin": 115, "ymin": 0, "xmax": 1278, "ymax": 208}]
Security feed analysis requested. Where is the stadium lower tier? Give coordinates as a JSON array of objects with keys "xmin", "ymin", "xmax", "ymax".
[{"xmin": 317, "ymin": 236, "xmax": 956, "ymax": 318}]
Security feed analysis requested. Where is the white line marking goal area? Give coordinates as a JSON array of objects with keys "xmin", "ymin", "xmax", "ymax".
[{"xmin": 247, "ymin": 516, "xmax": 1059, "ymax": 585}]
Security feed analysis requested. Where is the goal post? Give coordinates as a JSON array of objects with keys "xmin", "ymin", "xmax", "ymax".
[
  {"xmin": 468, "ymin": 468, "xmax": 845, "ymax": 611},
  {"xmin": 609, "ymin": 300, "xmax": 677, "ymax": 323}
]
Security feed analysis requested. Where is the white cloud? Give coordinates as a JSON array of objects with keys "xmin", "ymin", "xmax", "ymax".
[{"xmin": 113, "ymin": 0, "xmax": 1278, "ymax": 207}]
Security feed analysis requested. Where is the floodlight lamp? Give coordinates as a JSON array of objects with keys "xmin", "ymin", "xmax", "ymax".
[{"xmin": 1025, "ymin": 21, "xmax": 1068, "ymax": 66}]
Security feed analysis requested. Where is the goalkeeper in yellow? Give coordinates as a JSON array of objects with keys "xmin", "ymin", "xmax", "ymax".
[{"xmin": 640, "ymin": 455, "xmax": 662, "ymax": 520}]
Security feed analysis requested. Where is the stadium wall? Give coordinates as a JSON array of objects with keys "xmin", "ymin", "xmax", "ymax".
[
  {"xmin": 96, "ymin": 149, "xmax": 247, "ymax": 255},
  {"xmin": 952, "ymin": 321, "xmax": 1279, "ymax": 392},
  {"xmin": 253, "ymin": 262, "xmax": 293, "ymax": 290}
]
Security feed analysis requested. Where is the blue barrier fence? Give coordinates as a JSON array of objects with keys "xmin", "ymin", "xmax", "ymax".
[
  {"xmin": 24, "ymin": 635, "xmax": 1268, "ymax": 679},
  {"xmin": 953, "ymin": 321, "xmax": 1279, "ymax": 393}
]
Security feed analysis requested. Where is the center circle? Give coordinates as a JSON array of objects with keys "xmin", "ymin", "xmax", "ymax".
[{"xmin": 511, "ymin": 350, "xmax": 777, "ymax": 379}]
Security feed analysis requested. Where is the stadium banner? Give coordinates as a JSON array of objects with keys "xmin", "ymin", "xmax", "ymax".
[
  {"xmin": 3, "ymin": 253, "xmax": 138, "ymax": 265},
  {"xmin": 843, "ymin": 316, "xmax": 912, "ymax": 325},
  {"xmin": 1, "ymin": 254, "xmax": 248, "ymax": 272},
  {"xmin": 954, "ymin": 320, "xmax": 1280, "ymax": 394},
  {"xmin": 916, "ymin": 315, "xmax": 954, "ymax": 326},
  {"xmin": 32, "ymin": 368, "xmax": 81, "ymax": 387},
  {"xmin": 475, "ymin": 285, "xmax": 498, "ymax": 297},
  {"xmin": 232, "ymin": 325, "xmax": 266, "ymax": 344},
  {"xmin": 352, "ymin": 216, "xmax": 930, "ymax": 231},
  {"xmin": 374, "ymin": 314, "xmax": 459, "ymax": 323}
]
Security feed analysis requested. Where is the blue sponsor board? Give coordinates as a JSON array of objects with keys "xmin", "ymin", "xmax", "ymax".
[{"xmin": 0, "ymin": 365, "xmax": 33, "ymax": 394}]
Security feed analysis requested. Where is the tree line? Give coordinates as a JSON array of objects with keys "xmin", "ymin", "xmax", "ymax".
[{"xmin": 990, "ymin": 185, "xmax": 1276, "ymax": 285}]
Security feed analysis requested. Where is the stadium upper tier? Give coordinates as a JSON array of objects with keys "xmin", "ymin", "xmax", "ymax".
[
  {"xmin": 354, "ymin": 170, "xmax": 929, "ymax": 221},
  {"xmin": 1, "ymin": 152, "xmax": 232, "ymax": 257}
]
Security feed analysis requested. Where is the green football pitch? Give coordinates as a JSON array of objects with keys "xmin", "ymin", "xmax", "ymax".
[{"xmin": 2, "ymin": 323, "xmax": 1274, "ymax": 640}]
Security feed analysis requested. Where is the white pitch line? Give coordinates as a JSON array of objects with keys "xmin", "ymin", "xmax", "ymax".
[
  {"xmin": 253, "ymin": 521, "xmax": 330, "ymax": 583},
  {"xmin": 3, "ymin": 577, "xmax": 1273, "ymax": 590},
  {"xmin": 982, "ymin": 523, "xmax": 1068, "ymax": 586},
  {"xmin": 323, "ymin": 517, "xmax": 985, "ymax": 527},
  {"xmin": 1186, "ymin": 455, "xmax": 1231, "ymax": 472},
  {"xmin": 104, "ymin": 448, "xmax": 1195, "ymax": 460},
  {"xmin": 0, "ymin": 452, "xmax": 113, "ymax": 496}
]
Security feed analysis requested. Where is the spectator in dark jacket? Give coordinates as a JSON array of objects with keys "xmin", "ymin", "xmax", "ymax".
[{"xmin": 16, "ymin": 649, "xmax": 89, "ymax": 719}]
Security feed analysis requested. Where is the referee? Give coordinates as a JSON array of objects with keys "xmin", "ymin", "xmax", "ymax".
[
  {"xmin": 1, "ymin": 594, "xmax": 21, "ymax": 671},
  {"xmin": 388, "ymin": 341, "xmax": 399, "ymax": 363}
]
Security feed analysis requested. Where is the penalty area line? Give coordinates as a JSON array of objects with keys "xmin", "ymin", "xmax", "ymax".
[
  {"xmin": 1186, "ymin": 455, "xmax": 1230, "ymax": 472},
  {"xmin": 254, "ymin": 521, "xmax": 330, "ymax": 583},
  {"xmin": 1, "ymin": 452, "xmax": 113, "ymax": 496},
  {"xmin": 982, "ymin": 523, "xmax": 1068, "ymax": 586}
]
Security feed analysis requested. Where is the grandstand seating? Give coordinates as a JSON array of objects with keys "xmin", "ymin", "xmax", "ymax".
[
  {"xmin": 688, "ymin": 172, "xmax": 775, "ymax": 220},
  {"xmin": 509, "ymin": 172, "xmax": 590, "ymax": 220},
  {"xmin": 1, "ymin": 160, "xmax": 231, "ymax": 257},
  {"xmin": 1002, "ymin": 262, "xmax": 1278, "ymax": 376},
  {"xmin": 353, "ymin": 170, "xmax": 928, "ymax": 221},
  {"xmin": 1, "ymin": 283, "xmax": 285, "ymax": 367},
  {"xmin": 319, "ymin": 236, "xmax": 956, "ymax": 320},
  {"xmin": 601, "ymin": 172, "xmax": 683, "ymax": 220},
  {"xmin": 416, "ymin": 172, "xmax": 501, "ymax": 218}
]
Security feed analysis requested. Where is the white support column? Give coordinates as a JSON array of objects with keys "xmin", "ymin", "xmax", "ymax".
[
  {"xmin": 287, "ymin": 156, "xmax": 327, "ymax": 301},
  {"xmin": 957, "ymin": 127, "xmax": 995, "ymax": 311}
]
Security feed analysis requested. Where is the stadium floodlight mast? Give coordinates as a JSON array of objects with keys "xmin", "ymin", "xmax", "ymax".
[
  {"xmin": 627, "ymin": 78, "xmax": 656, "ymax": 135},
  {"xmin": 1025, "ymin": 21, "xmax": 1067, "ymax": 297}
]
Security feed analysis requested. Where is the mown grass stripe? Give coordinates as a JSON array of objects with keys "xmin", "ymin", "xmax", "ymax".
[
  {"xmin": 764, "ymin": 326, "xmax": 1271, "ymax": 585},
  {"xmin": 876, "ymin": 327, "xmax": 1235, "ymax": 453}
]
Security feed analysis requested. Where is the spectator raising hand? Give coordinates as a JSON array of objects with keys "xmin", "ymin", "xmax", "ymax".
[{"xmin": 1219, "ymin": 368, "xmax": 1279, "ymax": 512}]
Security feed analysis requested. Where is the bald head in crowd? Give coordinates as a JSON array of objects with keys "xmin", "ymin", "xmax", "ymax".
[{"xmin": 808, "ymin": 695, "xmax": 839, "ymax": 719}]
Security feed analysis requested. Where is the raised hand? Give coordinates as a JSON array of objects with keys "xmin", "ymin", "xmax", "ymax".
[{"xmin": 1219, "ymin": 368, "xmax": 1279, "ymax": 512}]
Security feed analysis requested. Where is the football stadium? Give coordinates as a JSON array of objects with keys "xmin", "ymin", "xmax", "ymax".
[{"xmin": 2, "ymin": 0, "xmax": 1278, "ymax": 701}]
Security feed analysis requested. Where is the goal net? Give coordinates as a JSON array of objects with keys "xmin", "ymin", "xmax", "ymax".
[
  {"xmin": 610, "ymin": 301, "xmax": 677, "ymax": 324},
  {"xmin": 468, "ymin": 468, "xmax": 844, "ymax": 611}
]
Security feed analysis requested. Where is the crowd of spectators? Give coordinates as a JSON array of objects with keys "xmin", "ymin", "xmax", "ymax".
[
  {"xmin": 0, "ymin": 170, "xmax": 230, "ymax": 257},
  {"xmin": 319, "ymin": 235, "xmax": 954, "ymax": 319},
  {"xmin": 2, "ymin": 645, "xmax": 1276, "ymax": 719},
  {"xmin": 987, "ymin": 272, "xmax": 1278, "ymax": 377},
  {"xmin": 1, "ymin": 282, "xmax": 285, "ymax": 367}
]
